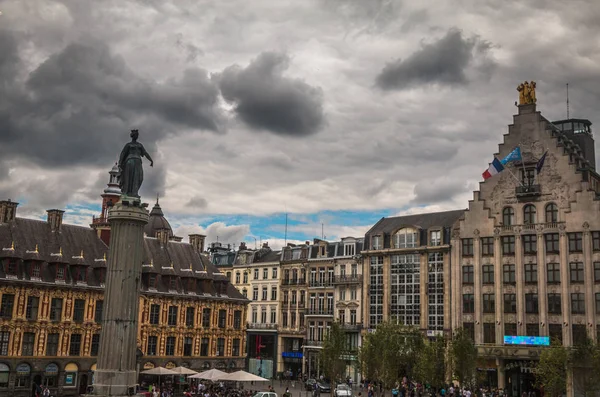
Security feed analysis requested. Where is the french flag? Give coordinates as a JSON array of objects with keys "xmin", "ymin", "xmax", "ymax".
[{"xmin": 482, "ymin": 158, "xmax": 505, "ymax": 180}]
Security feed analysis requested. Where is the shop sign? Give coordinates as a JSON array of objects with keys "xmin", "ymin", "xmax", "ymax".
[
  {"xmin": 504, "ymin": 335, "xmax": 549, "ymax": 346},
  {"xmin": 282, "ymin": 352, "xmax": 303, "ymax": 359},
  {"xmin": 16, "ymin": 363, "xmax": 31, "ymax": 374},
  {"xmin": 165, "ymin": 361, "xmax": 176, "ymax": 369},
  {"xmin": 143, "ymin": 362, "xmax": 155, "ymax": 370},
  {"xmin": 45, "ymin": 363, "xmax": 59, "ymax": 375},
  {"xmin": 65, "ymin": 374, "xmax": 74, "ymax": 386},
  {"xmin": 0, "ymin": 364, "xmax": 9, "ymax": 372}
]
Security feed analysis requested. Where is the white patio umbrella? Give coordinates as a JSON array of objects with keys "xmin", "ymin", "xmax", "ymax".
[
  {"xmin": 171, "ymin": 367, "xmax": 198, "ymax": 375},
  {"xmin": 141, "ymin": 366, "xmax": 177, "ymax": 386},
  {"xmin": 188, "ymin": 368, "xmax": 227, "ymax": 380},
  {"xmin": 220, "ymin": 370, "xmax": 269, "ymax": 382}
]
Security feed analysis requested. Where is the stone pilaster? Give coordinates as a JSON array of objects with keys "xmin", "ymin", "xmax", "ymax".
[
  {"xmin": 94, "ymin": 200, "xmax": 148, "ymax": 397},
  {"xmin": 494, "ymin": 229, "xmax": 503, "ymax": 344},
  {"xmin": 536, "ymin": 226, "xmax": 548, "ymax": 335},
  {"xmin": 515, "ymin": 228, "xmax": 525, "ymax": 335},
  {"xmin": 559, "ymin": 226, "xmax": 572, "ymax": 346}
]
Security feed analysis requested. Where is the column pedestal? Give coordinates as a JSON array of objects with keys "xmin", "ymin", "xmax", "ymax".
[{"xmin": 93, "ymin": 200, "xmax": 149, "ymax": 397}]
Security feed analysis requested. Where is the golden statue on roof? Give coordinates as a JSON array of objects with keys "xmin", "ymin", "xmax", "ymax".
[{"xmin": 517, "ymin": 81, "xmax": 537, "ymax": 105}]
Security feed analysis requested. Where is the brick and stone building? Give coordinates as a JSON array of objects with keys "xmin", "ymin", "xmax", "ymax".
[{"xmin": 0, "ymin": 169, "xmax": 248, "ymax": 397}]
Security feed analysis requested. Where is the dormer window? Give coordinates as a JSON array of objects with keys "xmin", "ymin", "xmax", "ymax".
[
  {"xmin": 187, "ymin": 278, "xmax": 196, "ymax": 293},
  {"xmin": 75, "ymin": 267, "xmax": 87, "ymax": 283},
  {"xmin": 56, "ymin": 265, "xmax": 65, "ymax": 281},
  {"xmin": 394, "ymin": 228, "xmax": 418, "ymax": 249},
  {"xmin": 430, "ymin": 230, "xmax": 441, "ymax": 247},
  {"xmin": 169, "ymin": 277, "xmax": 178, "ymax": 291},
  {"xmin": 97, "ymin": 269, "xmax": 106, "ymax": 285},
  {"xmin": 239, "ymin": 254, "xmax": 247, "ymax": 264},
  {"xmin": 320, "ymin": 246, "xmax": 326, "ymax": 256},
  {"xmin": 31, "ymin": 263, "xmax": 41, "ymax": 279},
  {"xmin": 6, "ymin": 259, "xmax": 17, "ymax": 276},
  {"xmin": 292, "ymin": 250, "xmax": 301, "ymax": 260},
  {"xmin": 372, "ymin": 236, "xmax": 382, "ymax": 250},
  {"xmin": 148, "ymin": 274, "xmax": 157, "ymax": 289},
  {"xmin": 344, "ymin": 244, "xmax": 355, "ymax": 256}
]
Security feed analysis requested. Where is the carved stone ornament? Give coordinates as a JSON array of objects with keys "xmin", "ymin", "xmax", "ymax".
[
  {"xmin": 583, "ymin": 222, "xmax": 590, "ymax": 230},
  {"xmin": 452, "ymin": 230, "xmax": 461, "ymax": 240},
  {"xmin": 463, "ymin": 286, "xmax": 474, "ymax": 294},
  {"xmin": 558, "ymin": 224, "xmax": 567, "ymax": 236},
  {"xmin": 464, "ymin": 314, "xmax": 473, "ymax": 322},
  {"xmin": 474, "ymin": 229, "xmax": 480, "ymax": 237},
  {"xmin": 494, "ymin": 228, "xmax": 501, "ymax": 237},
  {"xmin": 507, "ymin": 314, "xmax": 517, "ymax": 323}
]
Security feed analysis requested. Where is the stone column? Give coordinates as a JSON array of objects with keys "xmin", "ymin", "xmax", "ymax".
[
  {"xmin": 558, "ymin": 226, "xmax": 572, "ymax": 346},
  {"xmin": 496, "ymin": 358, "xmax": 505, "ymax": 390},
  {"xmin": 493, "ymin": 230, "xmax": 503, "ymax": 344},
  {"xmin": 582, "ymin": 223, "xmax": 595, "ymax": 339},
  {"xmin": 94, "ymin": 201, "xmax": 148, "ymax": 397},
  {"xmin": 473, "ymin": 230, "xmax": 482, "ymax": 344},
  {"xmin": 514, "ymin": 229, "xmax": 525, "ymax": 335},
  {"xmin": 536, "ymin": 227, "xmax": 548, "ymax": 335}
]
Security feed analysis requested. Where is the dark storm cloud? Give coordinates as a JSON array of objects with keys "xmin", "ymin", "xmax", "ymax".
[
  {"xmin": 186, "ymin": 196, "xmax": 208, "ymax": 209},
  {"xmin": 0, "ymin": 31, "xmax": 223, "ymax": 171},
  {"xmin": 217, "ymin": 52, "xmax": 325, "ymax": 136},
  {"xmin": 375, "ymin": 29, "xmax": 490, "ymax": 90},
  {"xmin": 411, "ymin": 179, "xmax": 470, "ymax": 205}
]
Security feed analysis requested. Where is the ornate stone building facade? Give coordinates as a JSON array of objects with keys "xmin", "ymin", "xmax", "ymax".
[
  {"xmin": 0, "ymin": 172, "xmax": 247, "ymax": 397},
  {"xmin": 454, "ymin": 104, "xmax": 600, "ymax": 396}
]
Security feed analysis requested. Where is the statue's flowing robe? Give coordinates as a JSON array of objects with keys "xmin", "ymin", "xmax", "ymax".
[{"xmin": 118, "ymin": 142, "xmax": 148, "ymax": 198}]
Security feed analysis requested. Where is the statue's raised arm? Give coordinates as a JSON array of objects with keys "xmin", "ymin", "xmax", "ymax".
[{"xmin": 118, "ymin": 129, "xmax": 153, "ymax": 199}]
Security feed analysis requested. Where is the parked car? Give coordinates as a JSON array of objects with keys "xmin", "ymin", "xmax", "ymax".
[
  {"xmin": 317, "ymin": 382, "xmax": 331, "ymax": 393},
  {"xmin": 306, "ymin": 379, "xmax": 317, "ymax": 391},
  {"xmin": 334, "ymin": 384, "xmax": 352, "ymax": 397},
  {"xmin": 253, "ymin": 392, "xmax": 278, "ymax": 397}
]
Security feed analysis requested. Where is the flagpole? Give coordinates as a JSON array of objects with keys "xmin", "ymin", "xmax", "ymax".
[
  {"xmin": 504, "ymin": 165, "xmax": 523, "ymax": 186},
  {"xmin": 518, "ymin": 143, "xmax": 528, "ymax": 186}
]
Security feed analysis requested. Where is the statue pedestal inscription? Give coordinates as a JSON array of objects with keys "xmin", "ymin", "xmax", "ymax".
[{"xmin": 94, "ymin": 200, "xmax": 148, "ymax": 397}]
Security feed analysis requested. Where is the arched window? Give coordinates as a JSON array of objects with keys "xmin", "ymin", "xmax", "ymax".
[
  {"xmin": 394, "ymin": 227, "xmax": 418, "ymax": 248},
  {"xmin": 523, "ymin": 204, "xmax": 537, "ymax": 225},
  {"xmin": 502, "ymin": 207, "xmax": 515, "ymax": 226},
  {"xmin": 545, "ymin": 203, "xmax": 558, "ymax": 223}
]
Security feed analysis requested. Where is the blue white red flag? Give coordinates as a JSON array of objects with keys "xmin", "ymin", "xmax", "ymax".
[{"xmin": 482, "ymin": 158, "xmax": 505, "ymax": 180}]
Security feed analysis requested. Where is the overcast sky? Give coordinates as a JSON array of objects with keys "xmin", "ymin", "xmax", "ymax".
[{"xmin": 1, "ymin": 0, "xmax": 599, "ymax": 250}]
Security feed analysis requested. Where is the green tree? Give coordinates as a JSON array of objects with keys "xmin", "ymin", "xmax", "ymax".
[
  {"xmin": 414, "ymin": 336, "xmax": 447, "ymax": 390},
  {"xmin": 534, "ymin": 340, "xmax": 568, "ymax": 397},
  {"xmin": 320, "ymin": 322, "xmax": 348, "ymax": 384},
  {"xmin": 449, "ymin": 328, "xmax": 477, "ymax": 389},
  {"xmin": 358, "ymin": 321, "xmax": 424, "ymax": 388},
  {"xmin": 571, "ymin": 337, "xmax": 600, "ymax": 397}
]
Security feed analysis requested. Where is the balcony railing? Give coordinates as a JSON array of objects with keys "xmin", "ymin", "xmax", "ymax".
[
  {"xmin": 247, "ymin": 323, "xmax": 278, "ymax": 330},
  {"xmin": 306, "ymin": 308, "xmax": 334, "ymax": 316},
  {"xmin": 498, "ymin": 221, "xmax": 564, "ymax": 233},
  {"xmin": 333, "ymin": 275, "xmax": 363, "ymax": 284},
  {"xmin": 516, "ymin": 184, "xmax": 541, "ymax": 199},
  {"xmin": 304, "ymin": 340, "xmax": 324, "ymax": 347},
  {"xmin": 308, "ymin": 280, "xmax": 334, "ymax": 288},
  {"xmin": 340, "ymin": 323, "xmax": 363, "ymax": 331},
  {"xmin": 282, "ymin": 278, "xmax": 306, "ymax": 286}
]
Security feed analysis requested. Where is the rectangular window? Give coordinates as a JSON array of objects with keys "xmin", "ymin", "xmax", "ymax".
[
  {"xmin": 21, "ymin": 332, "xmax": 35, "ymax": 356},
  {"xmin": 483, "ymin": 294, "xmax": 495, "ymax": 313},
  {"xmin": 272, "ymin": 267, "xmax": 278, "ymax": 278},
  {"xmin": 548, "ymin": 293, "xmax": 562, "ymax": 314},
  {"xmin": 0, "ymin": 332, "xmax": 8, "ymax": 356},
  {"xmin": 344, "ymin": 243, "xmax": 356, "ymax": 256},
  {"xmin": 56, "ymin": 264, "xmax": 65, "ymax": 281},
  {"xmin": 573, "ymin": 324, "xmax": 587, "ymax": 345},
  {"xmin": 481, "ymin": 237, "xmax": 494, "ymax": 256},
  {"xmin": 0, "ymin": 294, "xmax": 14, "ymax": 319},
  {"xmin": 545, "ymin": 233, "xmax": 560, "ymax": 253},
  {"xmin": 502, "ymin": 236, "xmax": 515, "ymax": 255},
  {"xmin": 253, "ymin": 287, "xmax": 259, "ymax": 300},
  {"xmin": 69, "ymin": 333, "xmax": 82, "ymax": 356},
  {"xmin": 271, "ymin": 287, "xmax": 277, "ymax": 301},
  {"xmin": 596, "ymin": 293, "xmax": 600, "ymax": 314},
  {"xmin": 218, "ymin": 309, "xmax": 227, "ymax": 328},
  {"xmin": 262, "ymin": 287, "xmax": 267, "ymax": 301},
  {"xmin": 463, "ymin": 322, "xmax": 475, "ymax": 340},
  {"xmin": 525, "ymin": 293, "xmax": 538, "ymax": 314},
  {"xmin": 571, "ymin": 293, "xmax": 585, "ymax": 314},
  {"xmin": 523, "ymin": 234, "xmax": 537, "ymax": 254},
  {"xmin": 462, "ymin": 266, "xmax": 474, "ymax": 284},
  {"xmin": 168, "ymin": 306, "xmax": 178, "ymax": 326},
  {"xmin": 526, "ymin": 323, "xmax": 539, "ymax": 336},
  {"xmin": 570, "ymin": 262, "xmax": 584, "ymax": 283},
  {"xmin": 95, "ymin": 300, "xmax": 103, "ymax": 324},
  {"xmin": 26, "ymin": 296, "xmax": 39, "ymax": 321},
  {"xmin": 462, "ymin": 239, "xmax": 474, "ymax": 256},
  {"xmin": 568, "ymin": 232, "xmax": 583, "ymax": 252},
  {"xmin": 216, "ymin": 338, "xmax": 225, "ymax": 356},
  {"xmin": 232, "ymin": 339, "xmax": 240, "ymax": 356},
  {"xmin": 270, "ymin": 310, "xmax": 276, "ymax": 324},
  {"xmin": 73, "ymin": 299, "xmax": 85, "ymax": 323},
  {"xmin": 149, "ymin": 304, "xmax": 160, "ymax": 325},
  {"xmin": 49, "ymin": 298, "xmax": 62, "ymax": 322},
  {"xmin": 482, "ymin": 265, "xmax": 494, "ymax": 284},
  {"xmin": 483, "ymin": 323, "xmax": 495, "ymax": 344},
  {"xmin": 430, "ymin": 231, "xmax": 441, "ymax": 247},
  {"xmin": 504, "ymin": 294, "xmax": 517, "ymax": 313},
  {"xmin": 503, "ymin": 264, "xmax": 516, "ymax": 284},
  {"xmin": 166, "ymin": 336, "xmax": 175, "ymax": 355},
  {"xmin": 253, "ymin": 269, "xmax": 259, "ymax": 279},
  {"xmin": 524, "ymin": 263, "xmax": 537, "ymax": 284},
  {"xmin": 186, "ymin": 307, "xmax": 195, "ymax": 327},
  {"xmin": 202, "ymin": 308, "xmax": 211, "ymax": 327},
  {"xmin": 200, "ymin": 338, "xmax": 209, "ymax": 356},
  {"xmin": 76, "ymin": 267, "xmax": 87, "ymax": 283},
  {"xmin": 549, "ymin": 324, "xmax": 563, "ymax": 344},
  {"xmin": 31, "ymin": 263, "xmax": 41, "ymax": 278},
  {"xmin": 547, "ymin": 263, "xmax": 561, "ymax": 283},
  {"xmin": 263, "ymin": 268, "xmax": 268, "ymax": 279},
  {"xmin": 462, "ymin": 294, "xmax": 474, "ymax": 313},
  {"xmin": 595, "ymin": 262, "xmax": 600, "ymax": 283},
  {"xmin": 46, "ymin": 333, "xmax": 59, "ymax": 356},
  {"xmin": 183, "ymin": 337, "xmax": 193, "ymax": 356},
  {"xmin": 91, "ymin": 334, "xmax": 100, "ymax": 356},
  {"xmin": 233, "ymin": 310, "xmax": 242, "ymax": 329},
  {"xmin": 372, "ymin": 236, "xmax": 382, "ymax": 250},
  {"xmin": 505, "ymin": 323, "xmax": 517, "ymax": 336},
  {"xmin": 593, "ymin": 231, "xmax": 600, "ymax": 251}
]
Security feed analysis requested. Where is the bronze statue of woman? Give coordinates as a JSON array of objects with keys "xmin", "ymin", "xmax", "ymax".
[{"xmin": 118, "ymin": 129, "xmax": 154, "ymax": 198}]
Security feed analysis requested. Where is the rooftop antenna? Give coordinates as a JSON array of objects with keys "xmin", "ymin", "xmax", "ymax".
[
  {"xmin": 321, "ymin": 223, "xmax": 324, "ymax": 240},
  {"xmin": 253, "ymin": 237, "xmax": 257, "ymax": 249},
  {"xmin": 284, "ymin": 213, "xmax": 288, "ymax": 246},
  {"xmin": 566, "ymin": 83, "xmax": 570, "ymax": 119}
]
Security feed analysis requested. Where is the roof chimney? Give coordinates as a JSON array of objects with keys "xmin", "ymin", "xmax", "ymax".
[
  {"xmin": 156, "ymin": 228, "xmax": 170, "ymax": 246},
  {"xmin": 189, "ymin": 234, "xmax": 206, "ymax": 252},
  {"xmin": 0, "ymin": 200, "xmax": 18, "ymax": 223},
  {"xmin": 262, "ymin": 242, "xmax": 269, "ymax": 249},
  {"xmin": 239, "ymin": 242, "xmax": 247, "ymax": 251},
  {"xmin": 47, "ymin": 209, "xmax": 65, "ymax": 231}
]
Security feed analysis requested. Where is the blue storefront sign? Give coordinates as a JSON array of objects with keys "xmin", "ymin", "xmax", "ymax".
[
  {"xmin": 282, "ymin": 352, "xmax": 303, "ymax": 359},
  {"xmin": 503, "ymin": 336, "xmax": 550, "ymax": 346}
]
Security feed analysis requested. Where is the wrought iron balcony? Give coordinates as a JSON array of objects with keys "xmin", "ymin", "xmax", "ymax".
[
  {"xmin": 306, "ymin": 308, "xmax": 334, "ymax": 316},
  {"xmin": 308, "ymin": 280, "xmax": 334, "ymax": 288},
  {"xmin": 304, "ymin": 340, "xmax": 324, "ymax": 347},
  {"xmin": 340, "ymin": 323, "xmax": 363, "ymax": 331},
  {"xmin": 515, "ymin": 184, "xmax": 541, "ymax": 199},
  {"xmin": 282, "ymin": 278, "xmax": 306, "ymax": 286},
  {"xmin": 333, "ymin": 275, "xmax": 363, "ymax": 284}
]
